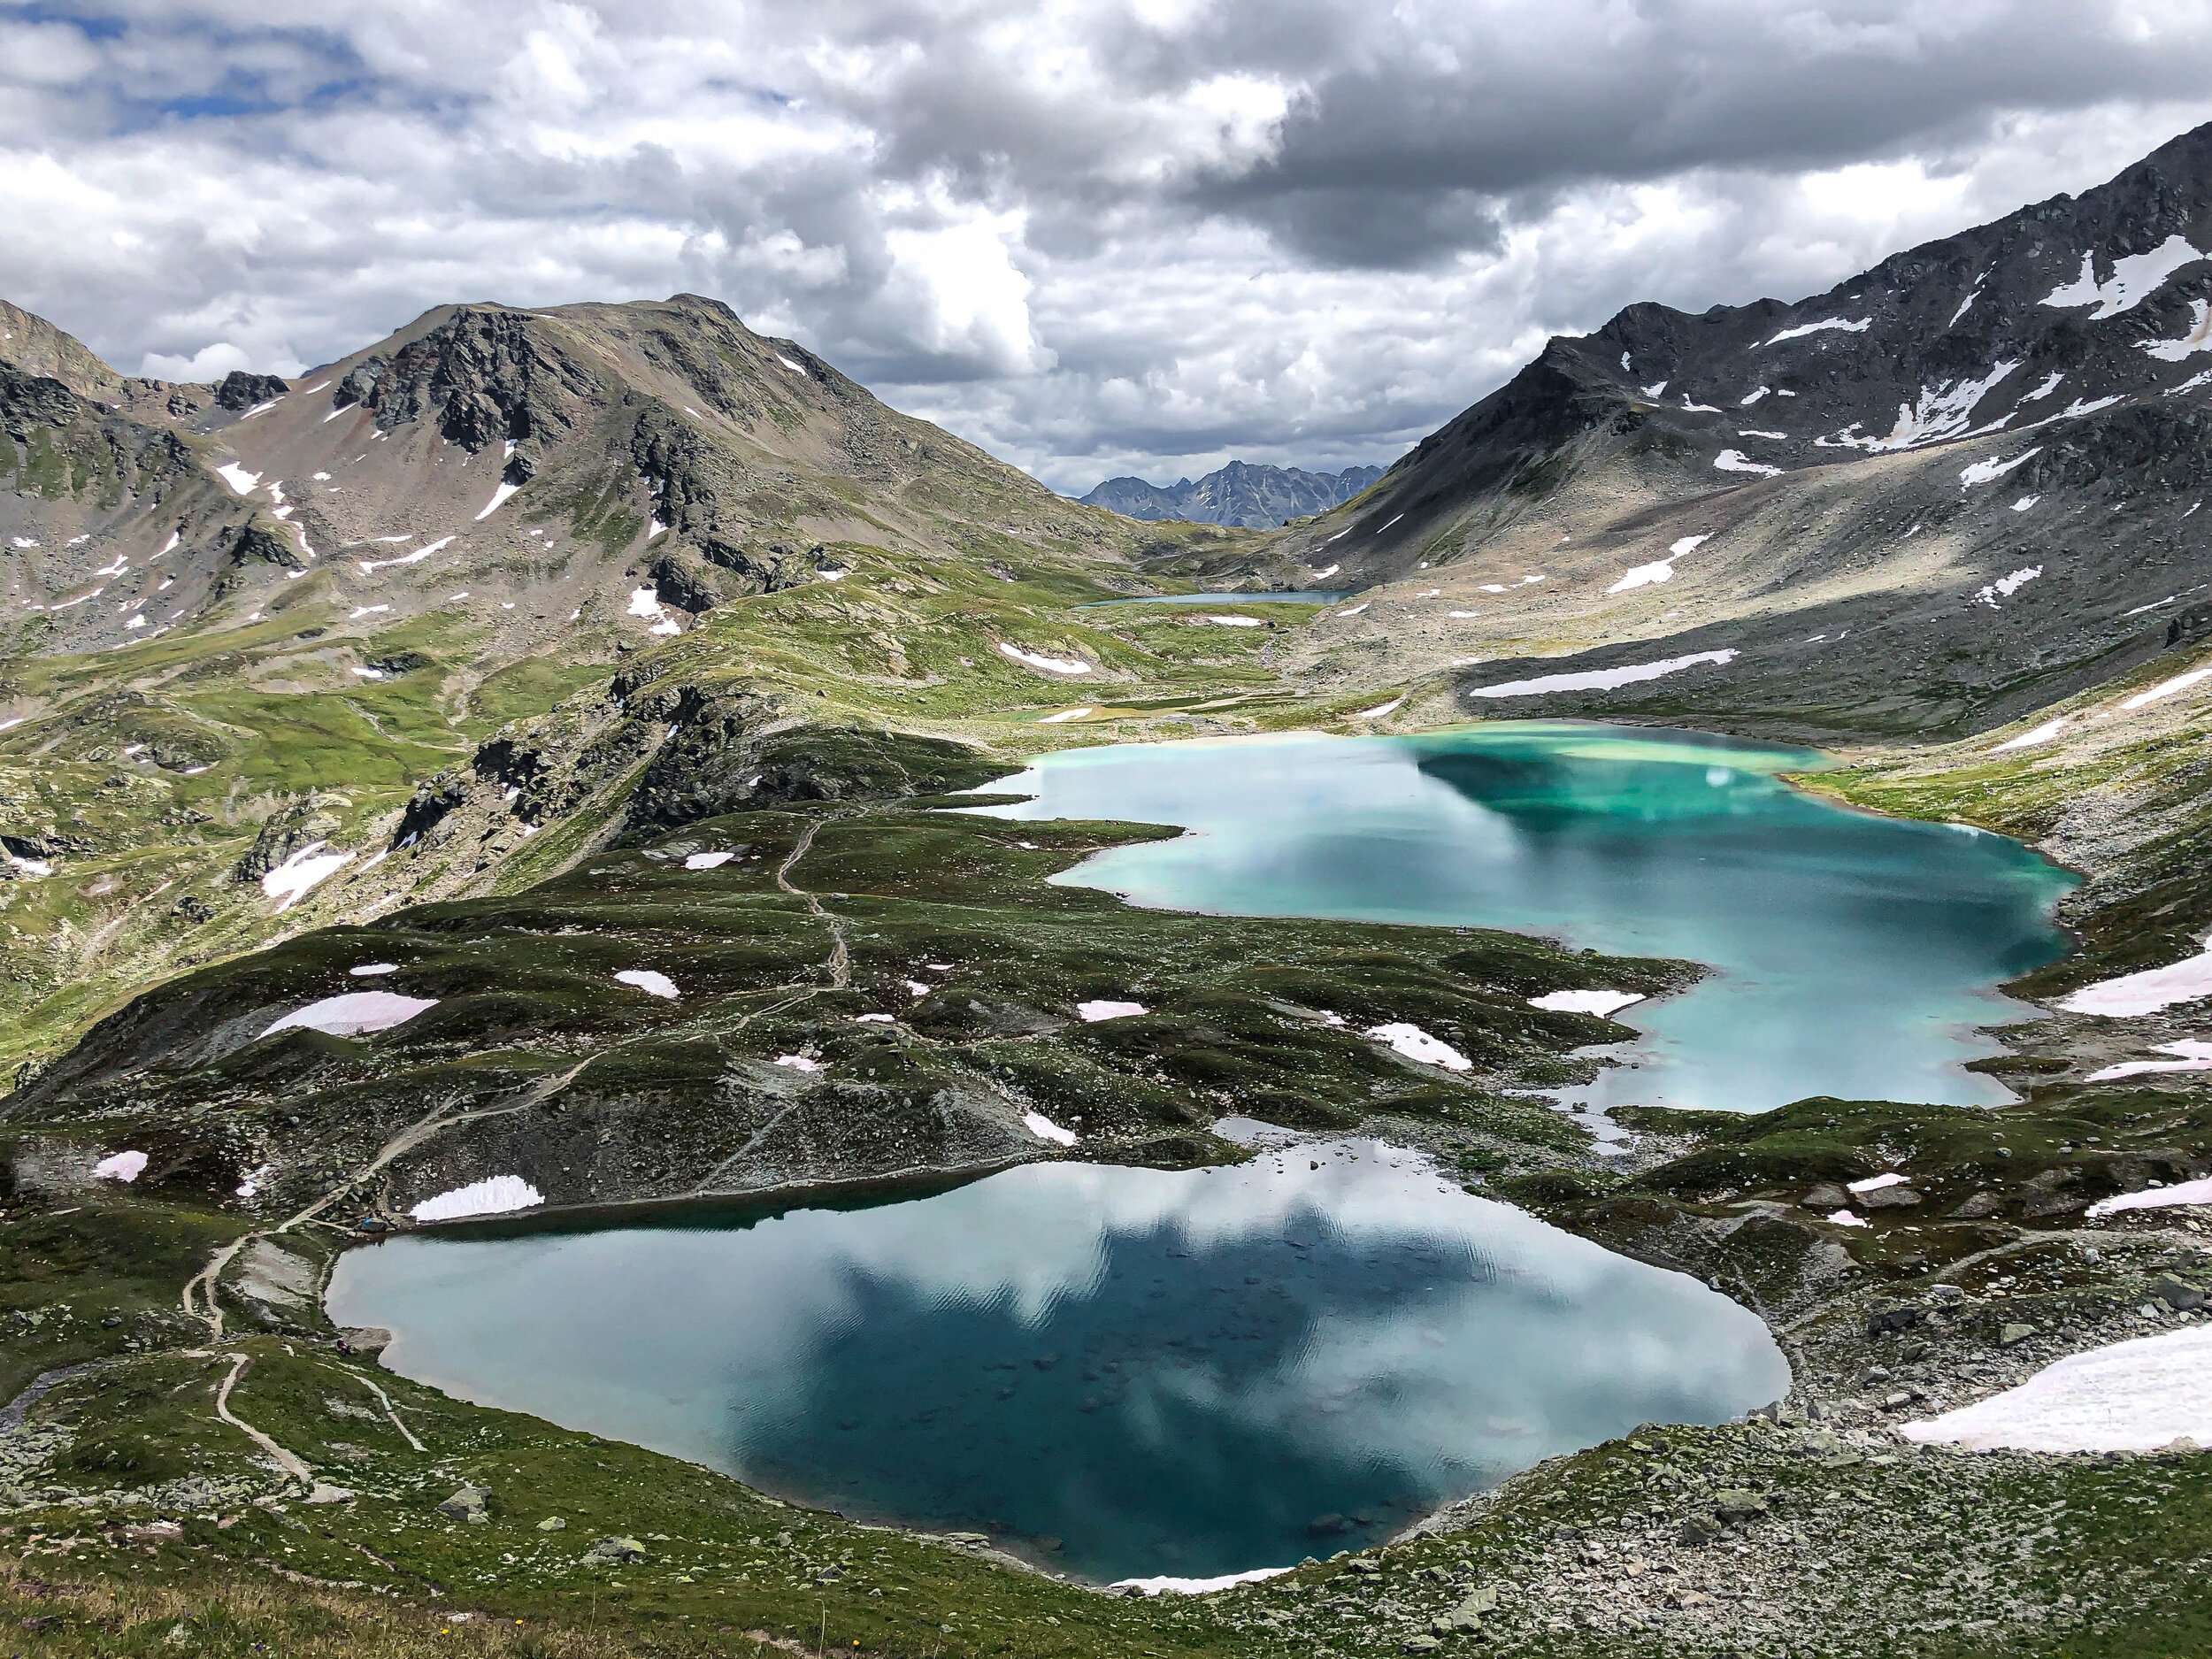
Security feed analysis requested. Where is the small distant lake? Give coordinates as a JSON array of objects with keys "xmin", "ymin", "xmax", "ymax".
[
  {"xmin": 327, "ymin": 1141, "xmax": 1786, "ymax": 1583},
  {"xmin": 1076, "ymin": 591, "xmax": 1352, "ymax": 608},
  {"xmin": 977, "ymin": 722, "xmax": 2076, "ymax": 1115}
]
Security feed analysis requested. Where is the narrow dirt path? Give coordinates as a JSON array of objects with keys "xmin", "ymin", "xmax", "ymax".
[
  {"xmin": 212, "ymin": 1351, "xmax": 315, "ymax": 1487},
  {"xmin": 776, "ymin": 815, "xmax": 850, "ymax": 989}
]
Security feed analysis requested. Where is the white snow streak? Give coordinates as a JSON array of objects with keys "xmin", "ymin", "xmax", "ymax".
[
  {"xmin": 358, "ymin": 535, "xmax": 454, "ymax": 573},
  {"xmin": 1960, "ymin": 449, "xmax": 2040, "ymax": 488},
  {"xmin": 2059, "ymin": 940, "xmax": 2212, "ymax": 1017},
  {"xmin": 2142, "ymin": 299, "xmax": 2212, "ymax": 362},
  {"xmin": 260, "ymin": 842, "xmax": 354, "ymax": 911},
  {"xmin": 1366, "ymin": 1022, "xmax": 1471, "ymax": 1071},
  {"xmin": 411, "ymin": 1176, "xmax": 544, "ymax": 1222},
  {"xmin": 1991, "ymin": 717, "xmax": 2068, "ymax": 753},
  {"xmin": 1078, "ymin": 1000, "xmax": 1147, "ymax": 1022},
  {"xmin": 1609, "ymin": 533, "xmax": 1710, "ymax": 593},
  {"xmin": 261, "ymin": 990, "xmax": 437, "ymax": 1039},
  {"xmin": 1758, "ymin": 317, "xmax": 1870, "ymax": 347},
  {"xmin": 1024, "ymin": 1111, "xmax": 1079, "ymax": 1147},
  {"xmin": 2042, "ymin": 235, "xmax": 2207, "ymax": 319},
  {"xmin": 1465, "ymin": 649, "xmax": 1738, "ymax": 699},
  {"xmin": 615, "ymin": 969, "xmax": 680, "ymax": 1000},
  {"xmin": 215, "ymin": 463, "xmax": 261, "ymax": 495},
  {"xmin": 473, "ymin": 480, "xmax": 523, "ymax": 520},
  {"xmin": 2121, "ymin": 664, "xmax": 2212, "ymax": 710},
  {"xmin": 1713, "ymin": 449, "xmax": 1780, "ymax": 478},
  {"xmin": 2084, "ymin": 1040, "xmax": 2212, "ymax": 1085},
  {"xmin": 997, "ymin": 641, "xmax": 1092, "ymax": 675},
  {"xmin": 2087, "ymin": 1173, "xmax": 2212, "ymax": 1215},
  {"xmin": 1901, "ymin": 1325, "xmax": 2212, "ymax": 1453},
  {"xmin": 1974, "ymin": 566, "xmax": 2042, "ymax": 607}
]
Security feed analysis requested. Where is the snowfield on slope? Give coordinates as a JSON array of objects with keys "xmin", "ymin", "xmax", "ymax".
[
  {"xmin": 1465, "ymin": 649, "xmax": 1738, "ymax": 699},
  {"xmin": 1901, "ymin": 1325, "xmax": 2212, "ymax": 1452}
]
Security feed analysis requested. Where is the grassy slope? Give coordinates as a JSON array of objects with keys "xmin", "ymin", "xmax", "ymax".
[{"xmin": 9, "ymin": 494, "xmax": 2212, "ymax": 1654}]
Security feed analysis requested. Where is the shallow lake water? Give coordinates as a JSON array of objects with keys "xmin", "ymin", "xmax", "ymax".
[
  {"xmin": 979, "ymin": 721, "xmax": 2077, "ymax": 1116},
  {"xmin": 327, "ymin": 1140, "xmax": 1787, "ymax": 1583}
]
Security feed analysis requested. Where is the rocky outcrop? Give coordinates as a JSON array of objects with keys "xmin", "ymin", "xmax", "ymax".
[
  {"xmin": 212, "ymin": 370, "xmax": 288, "ymax": 411},
  {"xmin": 336, "ymin": 308, "xmax": 599, "ymax": 452}
]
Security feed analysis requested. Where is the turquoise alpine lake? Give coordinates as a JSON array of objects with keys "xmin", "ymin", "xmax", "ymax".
[
  {"xmin": 326, "ymin": 1139, "xmax": 1787, "ymax": 1583},
  {"xmin": 334, "ymin": 720, "xmax": 2069, "ymax": 1584},
  {"xmin": 979, "ymin": 721, "xmax": 2078, "ymax": 1116}
]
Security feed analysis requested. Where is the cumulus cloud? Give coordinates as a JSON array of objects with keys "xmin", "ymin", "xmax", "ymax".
[{"xmin": 2, "ymin": 1, "xmax": 2209, "ymax": 492}]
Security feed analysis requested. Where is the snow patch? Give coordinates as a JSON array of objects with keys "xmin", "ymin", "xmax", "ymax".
[
  {"xmin": 215, "ymin": 463, "xmax": 261, "ymax": 495},
  {"xmin": 2121, "ymin": 664, "xmax": 2212, "ymax": 710},
  {"xmin": 774, "ymin": 1055, "xmax": 821, "ymax": 1072},
  {"xmin": 1110, "ymin": 1566, "xmax": 1294, "ymax": 1596},
  {"xmin": 349, "ymin": 963, "xmax": 400, "ymax": 977},
  {"xmin": 1991, "ymin": 717, "xmax": 2068, "ymax": 753},
  {"xmin": 1203, "ymin": 615, "xmax": 1263, "ymax": 627},
  {"xmin": 1825, "ymin": 1210, "xmax": 1870, "ymax": 1228},
  {"xmin": 94, "ymin": 1150, "xmax": 149, "ymax": 1183},
  {"xmin": 1353, "ymin": 695, "xmax": 1405, "ymax": 719},
  {"xmin": 1335, "ymin": 603, "xmax": 1370, "ymax": 617},
  {"xmin": 1848, "ymin": 1172, "xmax": 1907, "ymax": 1194},
  {"xmin": 2042, "ymin": 235, "xmax": 2208, "ymax": 319},
  {"xmin": 2086, "ymin": 1171, "xmax": 2212, "ymax": 1215},
  {"xmin": 2142, "ymin": 299, "xmax": 2212, "ymax": 362},
  {"xmin": 1366, "ymin": 1022, "xmax": 1471, "ymax": 1071},
  {"xmin": 358, "ymin": 534, "xmax": 455, "ymax": 574},
  {"xmin": 473, "ymin": 480, "xmax": 523, "ymax": 520},
  {"xmin": 1758, "ymin": 317, "xmax": 1870, "ymax": 347},
  {"xmin": 615, "ymin": 969, "xmax": 680, "ymax": 1000},
  {"xmin": 2011, "ymin": 495, "xmax": 2040, "ymax": 512},
  {"xmin": 411, "ymin": 1176, "xmax": 545, "ymax": 1223},
  {"xmin": 1640, "ymin": 380, "xmax": 1669, "ymax": 398},
  {"xmin": 1739, "ymin": 386, "xmax": 1770, "ymax": 406},
  {"xmin": 1609, "ymin": 533, "xmax": 1710, "ymax": 593},
  {"xmin": 1960, "ymin": 448, "xmax": 2040, "ymax": 488},
  {"xmin": 2022, "ymin": 373, "xmax": 2064, "ymax": 403},
  {"xmin": 1713, "ymin": 449, "xmax": 1780, "ymax": 478},
  {"xmin": 1974, "ymin": 566, "xmax": 2041, "ymax": 607},
  {"xmin": 262, "ymin": 990, "xmax": 437, "ymax": 1039},
  {"xmin": 2084, "ymin": 1040, "xmax": 2212, "ymax": 1085},
  {"xmin": 2058, "ymin": 940, "xmax": 2212, "ymax": 1017},
  {"xmin": 261, "ymin": 842, "xmax": 354, "ymax": 911},
  {"xmin": 1948, "ymin": 280, "xmax": 1985, "ymax": 326},
  {"xmin": 997, "ymin": 641, "xmax": 1092, "ymax": 675},
  {"xmin": 1528, "ymin": 989, "xmax": 1645, "ymax": 1018},
  {"xmin": 1024, "ymin": 1111, "xmax": 1078, "ymax": 1147},
  {"xmin": 1078, "ymin": 1000, "xmax": 1147, "ymax": 1022},
  {"xmin": 1036, "ymin": 707, "xmax": 1093, "ymax": 724},
  {"xmin": 1901, "ymin": 1325, "xmax": 2212, "ymax": 1453},
  {"xmin": 683, "ymin": 851, "xmax": 736, "ymax": 870},
  {"xmin": 777, "ymin": 354, "xmax": 806, "ymax": 375},
  {"xmin": 1465, "ymin": 649, "xmax": 1738, "ymax": 699}
]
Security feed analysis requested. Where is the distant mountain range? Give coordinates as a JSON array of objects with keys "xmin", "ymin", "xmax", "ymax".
[{"xmin": 1079, "ymin": 458, "xmax": 1384, "ymax": 526}]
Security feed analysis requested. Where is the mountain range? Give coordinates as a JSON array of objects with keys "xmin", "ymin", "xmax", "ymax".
[
  {"xmin": 1079, "ymin": 458, "xmax": 1385, "ymax": 526},
  {"xmin": 7, "ymin": 118, "xmax": 2212, "ymax": 1659}
]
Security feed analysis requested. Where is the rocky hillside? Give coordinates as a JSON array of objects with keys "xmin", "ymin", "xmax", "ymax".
[
  {"xmin": 1264, "ymin": 121, "xmax": 2212, "ymax": 744},
  {"xmin": 1082, "ymin": 459, "xmax": 1384, "ymax": 527},
  {"xmin": 0, "ymin": 296, "xmax": 1283, "ymax": 1077}
]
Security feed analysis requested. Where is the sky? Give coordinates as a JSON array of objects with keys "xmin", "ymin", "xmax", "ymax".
[{"xmin": 4, "ymin": 3, "xmax": 2212, "ymax": 495}]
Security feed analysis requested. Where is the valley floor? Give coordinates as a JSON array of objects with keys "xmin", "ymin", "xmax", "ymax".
[{"xmin": 7, "ymin": 561, "xmax": 2212, "ymax": 1658}]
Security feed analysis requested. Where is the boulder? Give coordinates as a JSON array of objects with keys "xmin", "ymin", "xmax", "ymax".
[
  {"xmin": 2151, "ymin": 1275, "xmax": 2206, "ymax": 1312},
  {"xmin": 2000, "ymin": 1323, "xmax": 2036, "ymax": 1348},
  {"xmin": 1859, "ymin": 1185, "xmax": 1924, "ymax": 1210},
  {"xmin": 1865, "ymin": 1301, "xmax": 1924, "ymax": 1336},
  {"xmin": 585, "ymin": 1536, "xmax": 648, "ymax": 1563},
  {"xmin": 1801, "ymin": 1183, "xmax": 1851, "ymax": 1210},
  {"xmin": 435, "ymin": 1485, "xmax": 493, "ymax": 1522}
]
